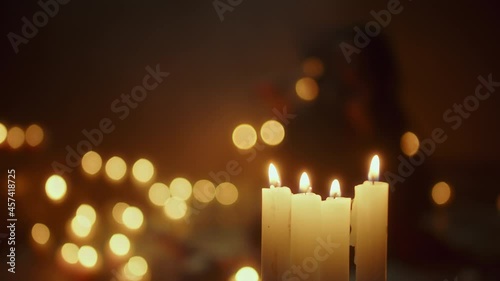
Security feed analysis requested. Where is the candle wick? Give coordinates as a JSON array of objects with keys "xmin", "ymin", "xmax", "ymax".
[{"xmin": 307, "ymin": 186, "xmax": 312, "ymax": 194}]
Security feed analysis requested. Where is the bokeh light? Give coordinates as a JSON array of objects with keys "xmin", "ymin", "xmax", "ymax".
[
  {"xmin": 7, "ymin": 126, "xmax": 25, "ymax": 149},
  {"xmin": 0, "ymin": 123, "xmax": 7, "ymax": 144},
  {"xmin": 76, "ymin": 204, "xmax": 97, "ymax": 225},
  {"xmin": 215, "ymin": 182, "xmax": 238, "ymax": 205},
  {"xmin": 232, "ymin": 124, "xmax": 257, "ymax": 150},
  {"xmin": 31, "ymin": 223, "xmax": 50, "ymax": 245},
  {"xmin": 132, "ymin": 158, "xmax": 155, "ymax": 183},
  {"xmin": 432, "ymin": 181, "xmax": 452, "ymax": 205},
  {"xmin": 193, "ymin": 179, "xmax": 216, "ymax": 203},
  {"xmin": 105, "ymin": 156, "xmax": 127, "ymax": 181},
  {"xmin": 295, "ymin": 77, "xmax": 319, "ymax": 101},
  {"xmin": 45, "ymin": 175, "xmax": 67, "ymax": 202},
  {"xmin": 122, "ymin": 206, "xmax": 144, "ymax": 230},
  {"xmin": 109, "ymin": 233, "xmax": 131, "ymax": 256},
  {"xmin": 400, "ymin": 132, "xmax": 420, "ymax": 156},
  {"xmin": 61, "ymin": 243, "xmax": 79, "ymax": 264},
  {"xmin": 164, "ymin": 197, "xmax": 188, "ymax": 220},
  {"xmin": 82, "ymin": 151, "xmax": 103, "ymax": 175},
  {"xmin": 78, "ymin": 245, "xmax": 98, "ymax": 268},
  {"xmin": 235, "ymin": 266, "xmax": 259, "ymax": 281},
  {"xmin": 260, "ymin": 120, "xmax": 285, "ymax": 146},
  {"xmin": 112, "ymin": 202, "xmax": 129, "ymax": 224},
  {"xmin": 302, "ymin": 57, "xmax": 324, "ymax": 78},
  {"xmin": 148, "ymin": 182, "xmax": 170, "ymax": 206},
  {"xmin": 170, "ymin": 177, "xmax": 192, "ymax": 200},
  {"xmin": 25, "ymin": 124, "xmax": 44, "ymax": 147},
  {"xmin": 126, "ymin": 256, "xmax": 148, "ymax": 278},
  {"xmin": 71, "ymin": 216, "xmax": 92, "ymax": 238}
]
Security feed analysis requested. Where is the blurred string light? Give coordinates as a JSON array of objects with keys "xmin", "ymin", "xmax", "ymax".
[
  {"xmin": 232, "ymin": 124, "xmax": 257, "ymax": 150},
  {"xmin": 113, "ymin": 202, "xmax": 130, "ymax": 224},
  {"xmin": 432, "ymin": 181, "xmax": 452, "ymax": 205},
  {"xmin": 70, "ymin": 215, "xmax": 92, "ymax": 238},
  {"xmin": 105, "ymin": 156, "xmax": 127, "ymax": 181},
  {"xmin": 45, "ymin": 175, "xmax": 67, "ymax": 202},
  {"xmin": 82, "ymin": 151, "xmax": 103, "ymax": 175},
  {"xmin": 125, "ymin": 256, "xmax": 148, "ymax": 280},
  {"xmin": 400, "ymin": 131, "xmax": 420, "ymax": 156},
  {"xmin": 0, "ymin": 123, "xmax": 7, "ymax": 144},
  {"xmin": 215, "ymin": 182, "xmax": 238, "ymax": 206},
  {"xmin": 163, "ymin": 197, "xmax": 187, "ymax": 220},
  {"xmin": 61, "ymin": 243, "xmax": 79, "ymax": 264},
  {"xmin": 170, "ymin": 177, "xmax": 192, "ymax": 200},
  {"xmin": 193, "ymin": 179, "xmax": 216, "ymax": 203},
  {"xmin": 78, "ymin": 245, "xmax": 98, "ymax": 268},
  {"xmin": 122, "ymin": 206, "xmax": 144, "ymax": 230},
  {"xmin": 260, "ymin": 120, "xmax": 285, "ymax": 146},
  {"xmin": 295, "ymin": 77, "xmax": 319, "ymax": 101},
  {"xmin": 77, "ymin": 204, "xmax": 97, "ymax": 225},
  {"xmin": 31, "ymin": 223, "xmax": 50, "ymax": 245},
  {"xmin": 132, "ymin": 158, "xmax": 155, "ymax": 183},
  {"xmin": 25, "ymin": 124, "xmax": 44, "ymax": 147},
  {"xmin": 148, "ymin": 182, "xmax": 170, "ymax": 206},
  {"xmin": 109, "ymin": 233, "xmax": 131, "ymax": 256},
  {"xmin": 7, "ymin": 126, "xmax": 25, "ymax": 149},
  {"xmin": 235, "ymin": 266, "xmax": 259, "ymax": 281},
  {"xmin": 302, "ymin": 57, "xmax": 324, "ymax": 78}
]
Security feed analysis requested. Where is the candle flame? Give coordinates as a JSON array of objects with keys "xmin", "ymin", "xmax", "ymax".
[
  {"xmin": 329, "ymin": 179, "xmax": 341, "ymax": 198},
  {"xmin": 299, "ymin": 172, "xmax": 311, "ymax": 193},
  {"xmin": 268, "ymin": 163, "xmax": 281, "ymax": 188},
  {"xmin": 368, "ymin": 155, "xmax": 380, "ymax": 181}
]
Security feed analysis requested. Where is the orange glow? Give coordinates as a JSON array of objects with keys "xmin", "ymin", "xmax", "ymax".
[
  {"xmin": 329, "ymin": 179, "xmax": 341, "ymax": 198},
  {"xmin": 368, "ymin": 155, "xmax": 380, "ymax": 181},
  {"xmin": 25, "ymin": 124, "xmax": 44, "ymax": 147},
  {"xmin": 232, "ymin": 124, "xmax": 257, "ymax": 150},
  {"xmin": 0, "ymin": 123, "xmax": 7, "ymax": 144},
  {"xmin": 432, "ymin": 182, "xmax": 452, "ymax": 205},
  {"xmin": 295, "ymin": 77, "xmax": 319, "ymax": 101},
  {"xmin": 302, "ymin": 57, "xmax": 324, "ymax": 78},
  {"xmin": 299, "ymin": 172, "xmax": 311, "ymax": 193},
  {"xmin": 400, "ymin": 132, "xmax": 420, "ymax": 156},
  {"xmin": 7, "ymin": 126, "xmax": 24, "ymax": 149},
  {"xmin": 268, "ymin": 163, "xmax": 280, "ymax": 187}
]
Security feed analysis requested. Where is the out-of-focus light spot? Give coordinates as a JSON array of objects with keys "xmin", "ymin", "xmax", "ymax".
[
  {"xmin": 170, "ymin": 178, "xmax": 192, "ymax": 200},
  {"xmin": 132, "ymin": 158, "xmax": 155, "ymax": 183},
  {"xmin": 193, "ymin": 179, "xmax": 216, "ymax": 203},
  {"xmin": 105, "ymin": 156, "xmax": 127, "ymax": 181},
  {"xmin": 432, "ymin": 181, "xmax": 452, "ymax": 205},
  {"xmin": 7, "ymin": 126, "xmax": 25, "ymax": 149},
  {"xmin": 215, "ymin": 182, "xmax": 238, "ymax": 205},
  {"xmin": 302, "ymin": 57, "xmax": 324, "ymax": 78},
  {"xmin": 82, "ymin": 151, "xmax": 103, "ymax": 175},
  {"xmin": 109, "ymin": 233, "xmax": 130, "ymax": 256},
  {"xmin": 164, "ymin": 197, "xmax": 187, "ymax": 220},
  {"xmin": 25, "ymin": 124, "xmax": 44, "ymax": 147},
  {"xmin": 78, "ymin": 245, "xmax": 98, "ymax": 268},
  {"xmin": 112, "ymin": 202, "xmax": 129, "ymax": 224},
  {"xmin": 0, "ymin": 123, "xmax": 7, "ymax": 144},
  {"xmin": 235, "ymin": 266, "xmax": 259, "ymax": 281},
  {"xmin": 122, "ymin": 206, "xmax": 144, "ymax": 230},
  {"xmin": 76, "ymin": 204, "xmax": 97, "ymax": 225},
  {"xmin": 260, "ymin": 120, "xmax": 285, "ymax": 146},
  {"xmin": 71, "ymin": 216, "xmax": 92, "ymax": 238},
  {"xmin": 232, "ymin": 124, "xmax": 257, "ymax": 150},
  {"xmin": 400, "ymin": 132, "xmax": 420, "ymax": 156},
  {"xmin": 126, "ymin": 256, "xmax": 148, "ymax": 278},
  {"xmin": 148, "ymin": 182, "xmax": 170, "ymax": 206},
  {"xmin": 61, "ymin": 243, "xmax": 79, "ymax": 264},
  {"xmin": 31, "ymin": 223, "xmax": 50, "ymax": 245},
  {"xmin": 295, "ymin": 77, "xmax": 318, "ymax": 101},
  {"xmin": 45, "ymin": 175, "xmax": 67, "ymax": 202}
]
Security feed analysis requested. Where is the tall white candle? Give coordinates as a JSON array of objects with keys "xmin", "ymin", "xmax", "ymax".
[
  {"xmin": 351, "ymin": 155, "xmax": 388, "ymax": 281},
  {"xmin": 321, "ymin": 179, "xmax": 351, "ymax": 281},
  {"xmin": 262, "ymin": 164, "xmax": 292, "ymax": 280},
  {"xmin": 290, "ymin": 172, "xmax": 321, "ymax": 281}
]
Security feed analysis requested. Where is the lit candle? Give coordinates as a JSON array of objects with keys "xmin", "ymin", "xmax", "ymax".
[
  {"xmin": 351, "ymin": 155, "xmax": 388, "ymax": 281},
  {"xmin": 320, "ymin": 179, "xmax": 351, "ymax": 281},
  {"xmin": 262, "ymin": 163, "xmax": 292, "ymax": 280},
  {"xmin": 290, "ymin": 172, "xmax": 322, "ymax": 281}
]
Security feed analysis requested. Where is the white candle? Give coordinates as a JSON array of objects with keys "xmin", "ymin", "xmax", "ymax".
[
  {"xmin": 351, "ymin": 155, "xmax": 388, "ymax": 281},
  {"xmin": 290, "ymin": 172, "xmax": 321, "ymax": 281},
  {"xmin": 262, "ymin": 163, "xmax": 292, "ymax": 280},
  {"xmin": 321, "ymin": 179, "xmax": 351, "ymax": 281}
]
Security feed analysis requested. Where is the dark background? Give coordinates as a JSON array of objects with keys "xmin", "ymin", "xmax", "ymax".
[{"xmin": 0, "ymin": 0, "xmax": 499, "ymax": 280}]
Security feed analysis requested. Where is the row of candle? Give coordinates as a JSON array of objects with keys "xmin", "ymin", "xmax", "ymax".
[{"xmin": 261, "ymin": 155, "xmax": 388, "ymax": 281}]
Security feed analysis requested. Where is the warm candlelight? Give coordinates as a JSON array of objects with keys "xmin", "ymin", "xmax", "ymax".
[{"xmin": 262, "ymin": 163, "xmax": 292, "ymax": 280}]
